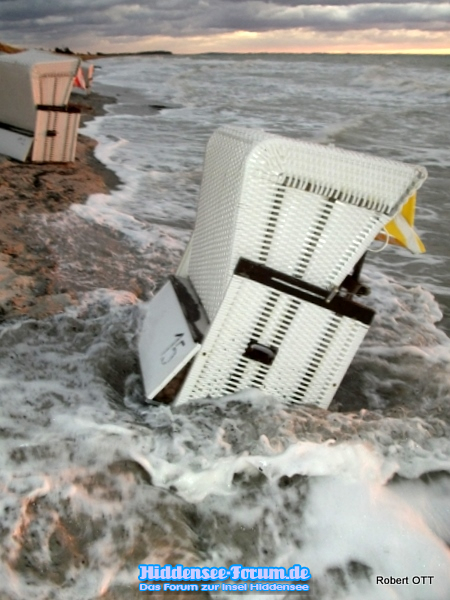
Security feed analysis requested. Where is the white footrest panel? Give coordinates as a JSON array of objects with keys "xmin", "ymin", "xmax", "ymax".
[
  {"xmin": 0, "ymin": 126, "xmax": 34, "ymax": 162},
  {"xmin": 139, "ymin": 277, "xmax": 209, "ymax": 401},
  {"xmin": 139, "ymin": 280, "xmax": 201, "ymax": 400}
]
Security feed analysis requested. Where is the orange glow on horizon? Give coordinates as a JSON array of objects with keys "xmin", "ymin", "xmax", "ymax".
[
  {"xmin": 26, "ymin": 26, "xmax": 449, "ymax": 56},
  {"xmin": 105, "ymin": 28, "xmax": 450, "ymax": 55}
]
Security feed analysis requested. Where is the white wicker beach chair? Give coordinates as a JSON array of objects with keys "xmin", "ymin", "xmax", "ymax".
[
  {"xmin": 140, "ymin": 126, "xmax": 427, "ymax": 408},
  {"xmin": 0, "ymin": 50, "xmax": 80, "ymax": 162}
]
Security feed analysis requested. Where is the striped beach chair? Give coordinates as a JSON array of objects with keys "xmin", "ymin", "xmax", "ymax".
[{"xmin": 0, "ymin": 50, "xmax": 80, "ymax": 162}]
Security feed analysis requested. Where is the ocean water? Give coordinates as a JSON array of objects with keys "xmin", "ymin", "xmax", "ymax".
[{"xmin": 1, "ymin": 53, "xmax": 450, "ymax": 599}]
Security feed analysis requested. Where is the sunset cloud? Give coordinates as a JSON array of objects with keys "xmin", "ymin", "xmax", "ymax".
[{"xmin": 0, "ymin": 0, "xmax": 449, "ymax": 53}]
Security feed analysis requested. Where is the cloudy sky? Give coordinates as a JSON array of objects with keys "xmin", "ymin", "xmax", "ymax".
[{"xmin": 0, "ymin": 0, "xmax": 449, "ymax": 54}]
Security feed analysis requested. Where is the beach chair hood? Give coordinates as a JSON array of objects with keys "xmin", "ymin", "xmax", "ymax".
[{"xmin": 0, "ymin": 50, "xmax": 80, "ymax": 132}]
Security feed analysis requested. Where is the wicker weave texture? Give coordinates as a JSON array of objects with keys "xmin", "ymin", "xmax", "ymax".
[
  {"xmin": 187, "ymin": 126, "xmax": 426, "ymax": 320},
  {"xmin": 176, "ymin": 276, "xmax": 369, "ymax": 408},
  {"xmin": 32, "ymin": 109, "xmax": 80, "ymax": 162},
  {"xmin": 38, "ymin": 73, "xmax": 76, "ymax": 107}
]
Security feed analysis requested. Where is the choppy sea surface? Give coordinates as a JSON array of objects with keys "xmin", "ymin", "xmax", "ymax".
[{"xmin": 1, "ymin": 53, "xmax": 450, "ymax": 599}]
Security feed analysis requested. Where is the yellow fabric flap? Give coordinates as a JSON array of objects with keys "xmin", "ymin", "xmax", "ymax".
[{"xmin": 381, "ymin": 193, "xmax": 426, "ymax": 254}]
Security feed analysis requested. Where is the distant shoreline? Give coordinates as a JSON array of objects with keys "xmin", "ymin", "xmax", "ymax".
[
  {"xmin": 0, "ymin": 41, "xmax": 173, "ymax": 60},
  {"xmin": 66, "ymin": 50, "xmax": 173, "ymax": 61},
  {"xmin": 2, "ymin": 41, "xmax": 448, "ymax": 59}
]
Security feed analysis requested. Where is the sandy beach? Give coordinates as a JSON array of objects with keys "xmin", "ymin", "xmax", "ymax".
[{"xmin": 0, "ymin": 92, "xmax": 130, "ymax": 322}]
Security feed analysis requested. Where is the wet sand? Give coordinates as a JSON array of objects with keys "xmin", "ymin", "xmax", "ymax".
[{"xmin": 0, "ymin": 92, "xmax": 145, "ymax": 322}]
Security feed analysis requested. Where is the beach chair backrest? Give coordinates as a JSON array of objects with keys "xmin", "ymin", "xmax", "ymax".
[{"xmin": 185, "ymin": 126, "xmax": 427, "ymax": 320}]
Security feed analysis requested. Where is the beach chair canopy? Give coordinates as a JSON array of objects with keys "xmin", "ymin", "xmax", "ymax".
[
  {"xmin": 182, "ymin": 126, "xmax": 427, "ymax": 321},
  {"xmin": 0, "ymin": 50, "xmax": 79, "ymax": 131}
]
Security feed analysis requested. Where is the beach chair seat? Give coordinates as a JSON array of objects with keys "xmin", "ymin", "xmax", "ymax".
[
  {"xmin": 31, "ymin": 105, "xmax": 80, "ymax": 162},
  {"xmin": 0, "ymin": 106, "xmax": 80, "ymax": 163},
  {"xmin": 139, "ymin": 126, "xmax": 427, "ymax": 408},
  {"xmin": 175, "ymin": 258, "xmax": 374, "ymax": 408}
]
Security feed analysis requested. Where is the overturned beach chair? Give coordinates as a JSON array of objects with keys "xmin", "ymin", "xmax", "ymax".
[
  {"xmin": 0, "ymin": 50, "xmax": 80, "ymax": 162},
  {"xmin": 139, "ymin": 126, "xmax": 427, "ymax": 408}
]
